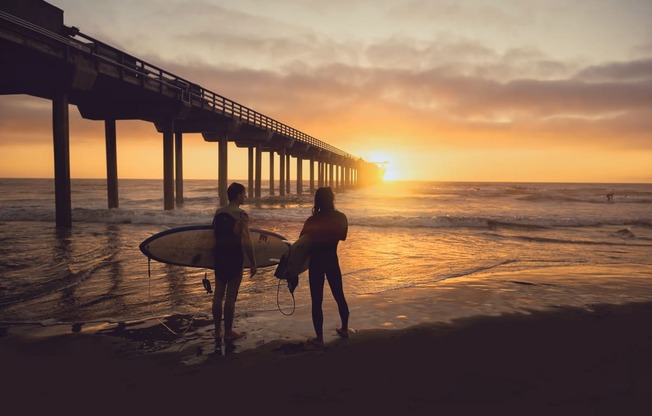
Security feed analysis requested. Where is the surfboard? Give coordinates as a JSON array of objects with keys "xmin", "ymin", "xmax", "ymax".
[
  {"xmin": 274, "ymin": 234, "xmax": 311, "ymax": 292},
  {"xmin": 139, "ymin": 225, "xmax": 290, "ymax": 269},
  {"xmin": 277, "ymin": 234, "xmax": 311, "ymax": 277}
]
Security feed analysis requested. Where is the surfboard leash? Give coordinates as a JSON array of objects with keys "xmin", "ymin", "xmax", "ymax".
[
  {"xmin": 276, "ymin": 278, "xmax": 296, "ymax": 316},
  {"xmin": 146, "ymin": 258, "xmax": 198, "ymax": 337}
]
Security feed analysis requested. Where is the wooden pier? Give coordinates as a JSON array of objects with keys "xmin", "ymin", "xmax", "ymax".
[{"xmin": 0, "ymin": 0, "xmax": 384, "ymax": 227}]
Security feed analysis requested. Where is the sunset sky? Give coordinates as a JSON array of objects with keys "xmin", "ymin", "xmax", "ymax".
[{"xmin": 1, "ymin": 0, "xmax": 651, "ymax": 182}]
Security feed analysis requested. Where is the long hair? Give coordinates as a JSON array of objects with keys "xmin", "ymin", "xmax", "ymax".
[{"xmin": 312, "ymin": 187, "xmax": 335, "ymax": 215}]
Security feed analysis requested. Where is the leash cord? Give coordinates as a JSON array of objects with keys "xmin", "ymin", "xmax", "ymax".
[
  {"xmin": 147, "ymin": 258, "xmax": 197, "ymax": 337},
  {"xmin": 276, "ymin": 278, "xmax": 295, "ymax": 316}
]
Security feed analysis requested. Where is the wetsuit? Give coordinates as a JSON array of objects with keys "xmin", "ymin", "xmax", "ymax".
[
  {"xmin": 212, "ymin": 205, "xmax": 248, "ymax": 337},
  {"xmin": 212, "ymin": 207, "xmax": 245, "ymax": 282},
  {"xmin": 300, "ymin": 209, "xmax": 349, "ymax": 339}
]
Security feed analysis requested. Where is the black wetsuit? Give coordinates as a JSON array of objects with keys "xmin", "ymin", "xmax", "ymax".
[
  {"xmin": 300, "ymin": 209, "xmax": 349, "ymax": 338},
  {"xmin": 212, "ymin": 210, "xmax": 244, "ymax": 281}
]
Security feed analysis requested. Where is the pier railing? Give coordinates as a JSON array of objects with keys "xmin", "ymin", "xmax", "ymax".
[
  {"xmin": 73, "ymin": 30, "xmax": 359, "ymax": 160},
  {"xmin": 1, "ymin": 9, "xmax": 357, "ymax": 161}
]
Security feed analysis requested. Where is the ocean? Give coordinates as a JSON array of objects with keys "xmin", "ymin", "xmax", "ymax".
[{"xmin": 1, "ymin": 178, "xmax": 651, "ymax": 329}]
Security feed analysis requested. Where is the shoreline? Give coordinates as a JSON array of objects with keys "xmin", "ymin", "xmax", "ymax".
[
  {"xmin": 2, "ymin": 301, "xmax": 652, "ymax": 414},
  {"xmin": 4, "ymin": 263, "xmax": 652, "ymax": 355},
  {"xmin": 3, "ymin": 264, "xmax": 652, "ymax": 413}
]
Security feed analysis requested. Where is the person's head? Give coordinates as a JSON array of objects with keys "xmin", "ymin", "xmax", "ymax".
[
  {"xmin": 312, "ymin": 187, "xmax": 335, "ymax": 215},
  {"xmin": 227, "ymin": 182, "xmax": 246, "ymax": 203}
]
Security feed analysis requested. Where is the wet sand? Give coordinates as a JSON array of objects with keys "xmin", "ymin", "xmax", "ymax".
[{"xmin": 2, "ymin": 266, "xmax": 652, "ymax": 414}]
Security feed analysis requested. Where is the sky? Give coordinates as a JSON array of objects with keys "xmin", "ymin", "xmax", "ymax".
[{"xmin": 1, "ymin": 0, "xmax": 651, "ymax": 182}]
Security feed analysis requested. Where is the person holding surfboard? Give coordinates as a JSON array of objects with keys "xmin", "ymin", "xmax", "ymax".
[
  {"xmin": 300, "ymin": 187, "xmax": 349, "ymax": 347},
  {"xmin": 212, "ymin": 182, "xmax": 257, "ymax": 347}
]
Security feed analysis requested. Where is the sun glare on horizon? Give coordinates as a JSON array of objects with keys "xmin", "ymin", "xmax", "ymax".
[
  {"xmin": 382, "ymin": 163, "xmax": 401, "ymax": 181},
  {"xmin": 363, "ymin": 151, "xmax": 403, "ymax": 181}
]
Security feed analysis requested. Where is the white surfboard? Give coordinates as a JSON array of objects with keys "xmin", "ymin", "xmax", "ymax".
[
  {"xmin": 139, "ymin": 225, "xmax": 290, "ymax": 269},
  {"xmin": 274, "ymin": 234, "xmax": 310, "ymax": 277}
]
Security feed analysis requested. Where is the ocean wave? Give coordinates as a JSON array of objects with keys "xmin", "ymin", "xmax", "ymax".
[
  {"xmin": 350, "ymin": 259, "xmax": 520, "ymax": 295},
  {"xmin": 518, "ymin": 194, "xmax": 652, "ymax": 204},
  {"xmin": 0, "ymin": 259, "xmax": 114, "ymax": 307},
  {"xmin": 2, "ymin": 205, "xmax": 651, "ymax": 231},
  {"xmin": 484, "ymin": 232, "xmax": 652, "ymax": 247},
  {"xmin": 438, "ymin": 259, "xmax": 519, "ymax": 281},
  {"xmin": 349, "ymin": 215, "xmax": 652, "ymax": 231}
]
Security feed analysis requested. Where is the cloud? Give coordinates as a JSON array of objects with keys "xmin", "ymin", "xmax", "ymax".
[
  {"xmin": 161, "ymin": 50, "xmax": 652, "ymax": 151},
  {"xmin": 3, "ymin": 44, "xmax": 650, "ymax": 155},
  {"xmin": 574, "ymin": 58, "xmax": 652, "ymax": 82},
  {"xmin": 387, "ymin": 0, "xmax": 526, "ymax": 31},
  {"xmin": 4, "ymin": 1, "xmax": 652, "ymax": 179}
]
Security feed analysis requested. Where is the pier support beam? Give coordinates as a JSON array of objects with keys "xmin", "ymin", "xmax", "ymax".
[
  {"xmin": 286, "ymin": 154, "xmax": 291, "ymax": 194},
  {"xmin": 162, "ymin": 120, "xmax": 174, "ymax": 210},
  {"xmin": 296, "ymin": 156, "xmax": 303, "ymax": 194},
  {"xmin": 269, "ymin": 151, "xmax": 275, "ymax": 196},
  {"xmin": 309, "ymin": 158, "xmax": 315, "ymax": 193},
  {"xmin": 53, "ymin": 93, "xmax": 71, "ymax": 228},
  {"xmin": 330, "ymin": 163, "xmax": 334, "ymax": 187},
  {"xmin": 279, "ymin": 148, "xmax": 286, "ymax": 196},
  {"xmin": 218, "ymin": 137, "xmax": 228, "ymax": 206},
  {"xmin": 248, "ymin": 147, "xmax": 254, "ymax": 199},
  {"xmin": 105, "ymin": 119, "xmax": 118, "ymax": 209},
  {"xmin": 175, "ymin": 132, "xmax": 183, "ymax": 206},
  {"xmin": 255, "ymin": 143, "xmax": 262, "ymax": 198}
]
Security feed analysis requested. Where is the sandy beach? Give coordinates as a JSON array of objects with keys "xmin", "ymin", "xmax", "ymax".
[
  {"xmin": 2, "ymin": 0, "xmax": 652, "ymax": 413},
  {"xmin": 3, "ymin": 266, "xmax": 652, "ymax": 415}
]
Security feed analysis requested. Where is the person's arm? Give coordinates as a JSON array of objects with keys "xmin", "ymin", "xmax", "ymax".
[
  {"xmin": 299, "ymin": 218, "xmax": 309, "ymax": 237},
  {"xmin": 240, "ymin": 211, "xmax": 257, "ymax": 277}
]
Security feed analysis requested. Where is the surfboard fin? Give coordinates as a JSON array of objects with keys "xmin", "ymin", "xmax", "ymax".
[
  {"xmin": 287, "ymin": 275, "xmax": 298, "ymax": 294},
  {"xmin": 202, "ymin": 272, "xmax": 213, "ymax": 294}
]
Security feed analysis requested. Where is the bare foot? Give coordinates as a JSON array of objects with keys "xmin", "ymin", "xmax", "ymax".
[
  {"xmin": 224, "ymin": 331, "xmax": 245, "ymax": 341},
  {"xmin": 336, "ymin": 328, "xmax": 349, "ymax": 338},
  {"xmin": 306, "ymin": 337, "xmax": 324, "ymax": 348}
]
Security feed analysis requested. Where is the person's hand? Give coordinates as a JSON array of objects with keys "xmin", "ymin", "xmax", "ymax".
[{"xmin": 249, "ymin": 264, "xmax": 258, "ymax": 278}]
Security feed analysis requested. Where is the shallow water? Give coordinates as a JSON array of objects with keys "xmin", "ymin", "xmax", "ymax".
[{"xmin": 1, "ymin": 179, "xmax": 651, "ymax": 325}]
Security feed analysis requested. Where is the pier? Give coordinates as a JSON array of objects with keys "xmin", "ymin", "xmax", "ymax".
[{"xmin": 0, "ymin": 0, "xmax": 384, "ymax": 227}]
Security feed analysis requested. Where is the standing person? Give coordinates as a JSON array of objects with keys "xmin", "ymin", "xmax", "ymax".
[
  {"xmin": 212, "ymin": 182, "xmax": 257, "ymax": 347},
  {"xmin": 300, "ymin": 187, "xmax": 349, "ymax": 347}
]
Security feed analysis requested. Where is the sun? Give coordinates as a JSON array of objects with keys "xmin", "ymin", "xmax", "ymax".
[
  {"xmin": 364, "ymin": 151, "xmax": 402, "ymax": 181},
  {"xmin": 382, "ymin": 164, "xmax": 401, "ymax": 181}
]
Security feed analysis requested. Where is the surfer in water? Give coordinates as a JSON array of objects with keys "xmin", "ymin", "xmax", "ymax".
[
  {"xmin": 300, "ymin": 187, "xmax": 349, "ymax": 347},
  {"xmin": 212, "ymin": 182, "xmax": 257, "ymax": 349}
]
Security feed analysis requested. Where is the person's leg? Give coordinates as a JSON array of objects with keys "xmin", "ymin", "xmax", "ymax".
[
  {"xmin": 223, "ymin": 270, "xmax": 243, "ymax": 338},
  {"xmin": 326, "ymin": 265, "xmax": 349, "ymax": 335},
  {"xmin": 212, "ymin": 275, "xmax": 227, "ymax": 340},
  {"xmin": 308, "ymin": 268, "xmax": 325, "ymax": 342}
]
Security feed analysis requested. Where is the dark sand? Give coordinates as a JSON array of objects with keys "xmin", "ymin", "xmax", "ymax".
[
  {"xmin": 3, "ymin": 267, "xmax": 652, "ymax": 415},
  {"xmin": 2, "ymin": 301, "xmax": 652, "ymax": 415}
]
